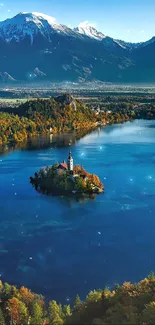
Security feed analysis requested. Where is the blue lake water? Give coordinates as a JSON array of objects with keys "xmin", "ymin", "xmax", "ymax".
[{"xmin": 0, "ymin": 119, "xmax": 155, "ymax": 303}]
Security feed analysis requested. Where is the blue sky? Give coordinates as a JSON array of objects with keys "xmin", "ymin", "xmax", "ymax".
[{"xmin": 0, "ymin": 0, "xmax": 154, "ymax": 42}]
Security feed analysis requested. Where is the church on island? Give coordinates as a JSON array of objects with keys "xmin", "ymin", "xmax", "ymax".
[
  {"xmin": 57, "ymin": 150, "xmax": 74, "ymax": 173},
  {"xmin": 55, "ymin": 150, "xmax": 90, "ymax": 184},
  {"xmin": 30, "ymin": 149, "xmax": 104, "ymax": 195}
]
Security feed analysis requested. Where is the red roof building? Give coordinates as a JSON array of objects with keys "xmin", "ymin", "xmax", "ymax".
[{"xmin": 57, "ymin": 162, "xmax": 68, "ymax": 170}]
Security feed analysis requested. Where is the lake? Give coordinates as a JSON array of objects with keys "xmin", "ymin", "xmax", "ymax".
[{"xmin": 0, "ymin": 119, "xmax": 155, "ymax": 303}]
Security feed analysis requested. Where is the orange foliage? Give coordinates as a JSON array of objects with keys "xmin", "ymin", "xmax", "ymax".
[
  {"xmin": 73, "ymin": 165, "xmax": 82, "ymax": 174},
  {"xmin": 19, "ymin": 286, "xmax": 34, "ymax": 306},
  {"xmin": 8, "ymin": 297, "xmax": 27, "ymax": 325}
]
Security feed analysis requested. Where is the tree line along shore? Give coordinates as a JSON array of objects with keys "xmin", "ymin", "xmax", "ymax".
[
  {"xmin": 1, "ymin": 92, "xmax": 155, "ymax": 146},
  {"xmin": 0, "ymin": 94, "xmax": 133, "ymax": 145},
  {"xmin": 0, "ymin": 274, "xmax": 155, "ymax": 324}
]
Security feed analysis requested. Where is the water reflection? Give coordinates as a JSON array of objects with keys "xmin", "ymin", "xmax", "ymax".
[{"xmin": 0, "ymin": 128, "xmax": 97, "ymax": 156}]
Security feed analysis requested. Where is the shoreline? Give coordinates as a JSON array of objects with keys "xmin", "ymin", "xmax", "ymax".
[{"xmin": 0, "ymin": 119, "xmax": 132, "ymax": 150}]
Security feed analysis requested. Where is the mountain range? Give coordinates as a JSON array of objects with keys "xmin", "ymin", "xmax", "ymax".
[{"xmin": 0, "ymin": 12, "xmax": 155, "ymax": 84}]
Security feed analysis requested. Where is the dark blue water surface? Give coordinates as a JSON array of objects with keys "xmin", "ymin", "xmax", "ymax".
[{"xmin": 1, "ymin": 119, "xmax": 155, "ymax": 303}]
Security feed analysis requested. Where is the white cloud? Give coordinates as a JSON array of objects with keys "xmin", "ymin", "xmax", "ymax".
[
  {"xmin": 8, "ymin": 9, "xmax": 11, "ymax": 12},
  {"xmin": 0, "ymin": 3, "xmax": 4, "ymax": 6},
  {"xmin": 141, "ymin": 30, "xmax": 145, "ymax": 33}
]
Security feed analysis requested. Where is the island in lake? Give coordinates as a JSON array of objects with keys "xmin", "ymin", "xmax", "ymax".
[{"xmin": 30, "ymin": 150, "xmax": 104, "ymax": 196}]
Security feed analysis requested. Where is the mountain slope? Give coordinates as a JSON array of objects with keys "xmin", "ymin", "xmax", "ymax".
[
  {"xmin": 0, "ymin": 12, "xmax": 80, "ymax": 44},
  {"xmin": 74, "ymin": 22, "xmax": 105, "ymax": 40},
  {"xmin": 0, "ymin": 72, "xmax": 15, "ymax": 83},
  {"xmin": 0, "ymin": 12, "xmax": 155, "ymax": 83},
  {"xmin": 0, "ymin": 12, "xmax": 130, "ymax": 83}
]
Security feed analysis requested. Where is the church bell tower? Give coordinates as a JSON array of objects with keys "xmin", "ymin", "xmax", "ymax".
[{"xmin": 67, "ymin": 150, "xmax": 74, "ymax": 172}]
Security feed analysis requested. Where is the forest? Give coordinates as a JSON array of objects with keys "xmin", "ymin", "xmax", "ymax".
[
  {"xmin": 1, "ymin": 93, "xmax": 155, "ymax": 145},
  {"xmin": 0, "ymin": 95, "xmax": 131, "ymax": 145},
  {"xmin": 0, "ymin": 274, "xmax": 155, "ymax": 324}
]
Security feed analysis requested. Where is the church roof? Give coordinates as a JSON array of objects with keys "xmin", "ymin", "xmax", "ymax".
[{"xmin": 58, "ymin": 162, "xmax": 68, "ymax": 170}]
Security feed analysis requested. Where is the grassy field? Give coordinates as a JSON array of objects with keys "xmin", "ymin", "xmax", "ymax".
[
  {"xmin": 0, "ymin": 98, "xmax": 38, "ymax": 113},
  {"xmin": 0, "ymin": 98, "xmax": 36, "ymax": 104},
  {"xmin": 0, "ymin": 98, "xmax": 50, "ymax": 112}
]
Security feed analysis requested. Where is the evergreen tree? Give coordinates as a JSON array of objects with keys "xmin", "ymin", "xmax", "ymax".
[
  {"xmin": 30, "ymin": 301, "xmax": 43, "ymax": 325},
  {"xmin": 73, "ymin": 295, "xmax": 82, "ymax": 311},
  {"xmin": 0, "ymin": 307, "xmax": 5, "ymax": 325},
  {"xmin": 49, "ymin": 300, "xmax": 63, "ymax": 325},
  {"xmin": 2, "ymin": 283, "xmax": 12, "ymax": 301},
  {"xmin": 63, "ymin": 304, "xmax": 71, "ymax": 317}
]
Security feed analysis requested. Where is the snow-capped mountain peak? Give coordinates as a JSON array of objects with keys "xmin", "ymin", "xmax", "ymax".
[
  {"xmin": 74, "ymin": 21, "xmax": 105, "ymax": 40},
  {"xmin": 28, "ymin": 12, "xmax": 57, "ymax": 26},
  {"xmin": 0, "ymin": 12, "xmax": 76, "ymax": 44}
]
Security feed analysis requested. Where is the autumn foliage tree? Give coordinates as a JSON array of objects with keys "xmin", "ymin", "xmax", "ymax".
[
  {"xmin": 0, "ymin": 274, "xmax": 155, "ymax": 324},
  {"xmin": 8, "ymin": 297, "xmax": 28, "ymax": 325}
]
